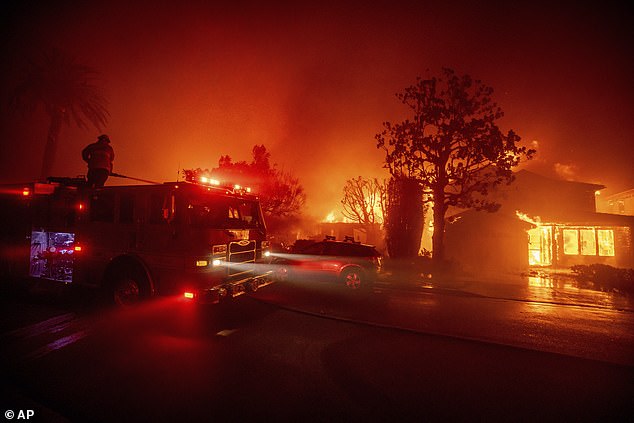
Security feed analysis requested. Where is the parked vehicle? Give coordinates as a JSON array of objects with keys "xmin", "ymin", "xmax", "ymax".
[{"xmin": 272, "ymin": 237, "xmax": 382, "ymax": 290}]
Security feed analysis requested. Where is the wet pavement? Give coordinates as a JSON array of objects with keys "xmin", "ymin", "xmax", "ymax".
[
  {"xmin": 378, "ymin": 270, "xmax": 634, "ymax": 312},
  {"xmin": 2, "ymin": 271, "xmax": 633, "ymax": 420},
  {"xmin": 3, "ymin": 282, "xmax": 633, "ymax": 421}
]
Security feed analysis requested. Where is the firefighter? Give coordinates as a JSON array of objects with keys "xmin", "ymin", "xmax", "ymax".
[{"xmin": 82, "ymin": 134, "xmax": 115, "ymax": 188}]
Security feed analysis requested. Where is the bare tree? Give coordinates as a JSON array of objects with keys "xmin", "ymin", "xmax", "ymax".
[{"xmin": 340, "ymin": 176, "xmax": 387, "ymax": 225}]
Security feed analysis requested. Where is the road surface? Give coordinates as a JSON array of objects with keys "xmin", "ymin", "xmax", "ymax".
[{"xmin": 1, "ymin": 279, "xmax": 633, "ymax": 421}]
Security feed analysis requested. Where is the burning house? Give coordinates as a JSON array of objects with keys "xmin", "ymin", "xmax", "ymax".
[
  {"xmin": 597, "ymin": 188, "xmax": 634, "ymax": 216},
  {"xmin": 444, "ymin": 170, "xmax": 634, "ymax": 274}
]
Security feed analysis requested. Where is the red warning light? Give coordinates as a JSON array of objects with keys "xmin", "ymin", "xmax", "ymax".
[
  {"xmin": 184, "ymin": 292, "xmax": 195, "ymax": 299},
  {"xmin": 22, "ymin": 188, "xmax": 31, "ymax": 197},
  {"xmin": 74, "ymin": 245, "xmax": 83, "ymax": 252}
]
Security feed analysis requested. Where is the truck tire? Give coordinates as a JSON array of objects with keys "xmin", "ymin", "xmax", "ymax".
[{"xmin": 111, "ymin": 268, "xmax": 149, "ymax": 307}]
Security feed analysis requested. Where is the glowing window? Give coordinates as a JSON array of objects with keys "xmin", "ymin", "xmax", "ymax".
[
  {"xmin": 580, "ymin": 229, "xmax": 596, "ymax": 255},
  {"xmin": 527, "ymin": 226, "xmax": 552, "ymax": 266},
  {"xmin": 597, "ymin": 230, "xmax": 615, "ymax": 256},
  {"xmin": 563, "ymin": 229, "xmax": 578, "ymax": 255}
]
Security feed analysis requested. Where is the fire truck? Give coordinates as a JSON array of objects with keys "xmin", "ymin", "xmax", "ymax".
[{"xmin": 0, "ymin": 175, "xmax": 273, "ymax": 305}]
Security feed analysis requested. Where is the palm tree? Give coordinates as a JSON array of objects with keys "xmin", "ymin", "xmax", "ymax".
[{"xmin": 10, "ymin": 48, "xmax": 109, "ymax": 180}]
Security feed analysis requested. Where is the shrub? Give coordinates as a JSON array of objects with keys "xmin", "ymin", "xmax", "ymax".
[{"xmin": 570, "ymin": 264, "xmax": 634, "ymax": 295}]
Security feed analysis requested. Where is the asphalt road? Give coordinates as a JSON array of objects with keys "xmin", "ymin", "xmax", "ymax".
[{"xmin": 1, "ymin": 280, "xmax": 633, "ymax": 422}]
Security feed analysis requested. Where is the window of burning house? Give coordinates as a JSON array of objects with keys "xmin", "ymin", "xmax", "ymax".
[
  {"xmin": 563, "ymin": 229, "xmax": 579, "ymax": 255},
  {"xmin": 580, "ymin": 229, "xmax": 596, "ymax": 255},
  {"xmin": 562, "ymin": 228, "xmax": 615, "ymax": 257},
  {"xmin": 528, "ymin": 226, "xmax": 552, "ymax": 266},
  {"xmin": 597, "ymin": 229, "xmax": 615, "ymax": 256}
]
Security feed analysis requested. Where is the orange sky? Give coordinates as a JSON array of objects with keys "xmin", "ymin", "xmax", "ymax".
[{"xmin": 1, "ymin": 1, "xmax": 633, "ymax": 219}]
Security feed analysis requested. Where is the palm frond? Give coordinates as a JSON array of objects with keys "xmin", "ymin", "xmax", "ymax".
[{"xmin": 9, "ymin": 48, "xmax": 109, "ymax": 130}]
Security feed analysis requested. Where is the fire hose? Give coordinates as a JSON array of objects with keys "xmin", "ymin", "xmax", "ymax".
[{"xmin": 110, "ymin": 172, "xmax": 161, "ymax": 185}]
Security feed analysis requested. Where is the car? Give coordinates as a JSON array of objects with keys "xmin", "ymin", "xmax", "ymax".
[{"xmin": 272, "ymin": 238, "xmax": 383, "ymax": 290}]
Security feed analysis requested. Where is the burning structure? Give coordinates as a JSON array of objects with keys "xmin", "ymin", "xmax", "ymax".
[
  {"xmin": 444, "ymin": 170, "xmax": 634, "ymax": 274},
  {"xmin": 597, "ymin": 188, "xmax": 634, "ymax": 216}
]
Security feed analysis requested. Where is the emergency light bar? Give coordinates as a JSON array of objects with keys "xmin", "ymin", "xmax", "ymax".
[
  {"xmin": 200, "ymin": 176, "xmax": 220, "ymax": 186},
  {"xmin": 186, "ymin": 174, "xmax": 254, "ymax": 194}
]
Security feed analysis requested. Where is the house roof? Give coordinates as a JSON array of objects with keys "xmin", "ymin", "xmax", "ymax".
[
  {"xmin": 513, "ymin": 169, "xmax": 605, "ymax": 191},
  {"xmin": 446, "ymin": 209, "xmax": 534, "ymax": 229},
  {"xmin": 448, "ymin": 208, "xmax": 634, "ymax": 228},
  {"xmin": 533, "ymin": 211, "xmax": 634, "ymax": 227}
]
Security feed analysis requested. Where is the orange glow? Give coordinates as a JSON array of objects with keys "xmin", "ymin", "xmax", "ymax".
[
  {"xmin": 518, "ymin": 210, "xmax": 555, "ymax": 266},
  {"xmin": 0, "ymin": 4, "xmax": 630, "ymax": 224},
  {"xmin": 22, "ymin": 188, "xmax": 31, "ymax": 196},
  {"xmin": 78, "ymin": 202, "xmax": 85, "ymax": 211},
  {"xmin": 564, "ymin": 227, "xmax": 615, "ymax": 257},
  {"xmin": 528, "ymin": 226, "xmax": 553, "ymax": 266},
  {"xmin": 74, "ymin": 245, "xmax": 82, "ymax": 252},
  {"xmin": 597, "ymin": 229, "xmax": 615, "ymax": 256},
  {"xmin": 321, "ymin": 210, "xmax": 350, "ymax": 223},
  {"xmin": 515, "ymin": 210, "xmax": 541, "ymax": 226},
  {"xmin": 184, "ymin": 292, "xmax": 195, "ymax": 299}
]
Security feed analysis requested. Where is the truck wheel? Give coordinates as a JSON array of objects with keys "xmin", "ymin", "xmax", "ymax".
[
  {"xmin": 111, "ymin": 270, "xmax": 147, "ymax": 306},
  {"xmin": 341, "ymin": 268, "xmax": 364, "ymax": 290}
]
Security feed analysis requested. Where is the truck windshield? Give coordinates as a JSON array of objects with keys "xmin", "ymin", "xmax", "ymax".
[{"xmin": 184, "ymin": 195, "xmax": 262, "ymax": 229}]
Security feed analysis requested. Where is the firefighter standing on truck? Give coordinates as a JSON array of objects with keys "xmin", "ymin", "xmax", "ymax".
[{"xmin": 82, "ymin": 134, "xmax": 114, "ymax": 188}]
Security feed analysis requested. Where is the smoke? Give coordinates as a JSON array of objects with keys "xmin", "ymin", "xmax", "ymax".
[
  {"xmin": 553, "ymin": 163, "xmax": 578, "ymax": 181},
  {"xmin": 1, "ymin": 1, "xmax": 633, "ymax": 209}
]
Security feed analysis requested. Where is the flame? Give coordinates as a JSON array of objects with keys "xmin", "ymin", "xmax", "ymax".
[
  {"xmin": 515, "ymin": 210, "xmax": 541, "ymax": 226},
  {"xmin": 324, "ymin": 211, "xmax": 336, "ymax": 223},
  {"xmin": 370, "ymin": 198, "xmax": 384, "ymax": 224}
]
